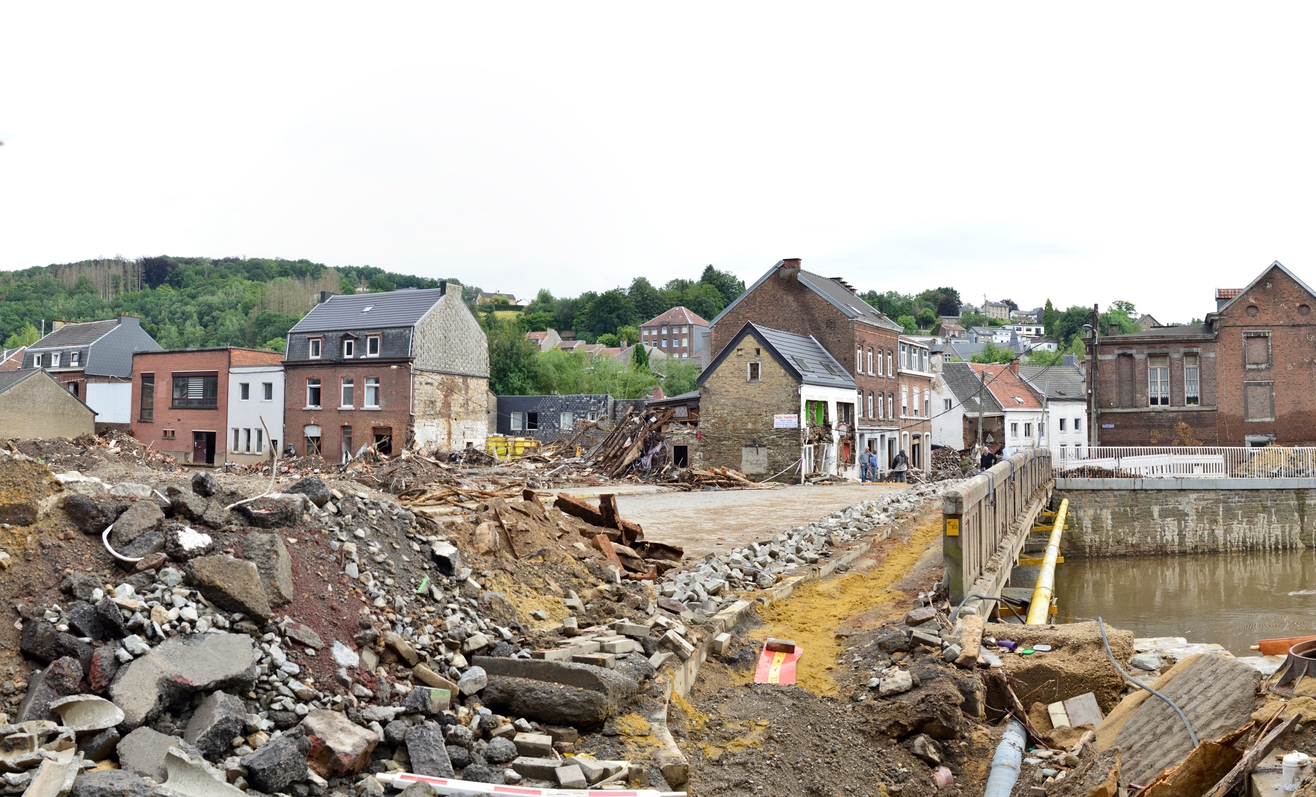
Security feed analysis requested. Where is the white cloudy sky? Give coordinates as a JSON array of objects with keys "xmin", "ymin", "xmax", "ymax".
[{"xmin": 3, "ymin": 4, "xmax": 1316, "ymax": 323}]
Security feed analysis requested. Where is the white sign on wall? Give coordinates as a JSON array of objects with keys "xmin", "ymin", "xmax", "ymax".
[{"xmin": 774, "ymin": 414, "xmax": 798, "ymax": 428}]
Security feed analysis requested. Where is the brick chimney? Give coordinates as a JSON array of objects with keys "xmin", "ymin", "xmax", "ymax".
[
  {"xmin": 52, "ymin": 320, "xmax": 65, "ymax": 331},
  {"xmin": 778, "ymin": 258, "xmax": 802, "ymax": 281}
]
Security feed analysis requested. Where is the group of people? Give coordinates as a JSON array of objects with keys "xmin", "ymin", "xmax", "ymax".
[{"xmin": 859, "ymin": 447, "xmax": 909, "ymax": 483}]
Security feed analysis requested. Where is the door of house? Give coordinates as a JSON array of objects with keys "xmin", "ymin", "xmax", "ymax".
[
  {"xmin": 192, "ymin": 431, "xmax": 216, "ymax": 465},
  {"xmin": 673, "ymin": 445, "xmax": 689, "ymax": 468}
]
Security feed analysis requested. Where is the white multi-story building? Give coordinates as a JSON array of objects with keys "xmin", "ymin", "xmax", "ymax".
[
  {"xmin": 227, "ymin": 362, "xmax": 285, "ymax": 465},
  {"xmin": 1019, "ymin": 364, "xmax": 1088, "ymax": 460}
]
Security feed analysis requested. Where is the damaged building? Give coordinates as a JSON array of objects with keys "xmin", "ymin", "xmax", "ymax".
[
  {"xmin": 283, "ymin": 285, "xmax": 489, "ymax": 460},
  {"xmin": 697, "ymin": 322, "xmax": 857, "ymax": 481}
]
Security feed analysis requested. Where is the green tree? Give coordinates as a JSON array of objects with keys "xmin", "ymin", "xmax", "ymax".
[
  {"xmin": 1042, "ymin": 299, "xmax": 1058, "ymax": 338},
  {"xmin": 916, "ymin": 308, "xmax": 937, "ymax": 330},
  {"xmin": 596, "ymin": 333, "xmax": 619, "ymax": 347},
  {"xmin": 1024, "ymin": 348, "xmax": 1064, "ymax": 366},
  {"xmin": 488, "ymin": 322, "xmax": 542, "ymax": 395},
  {"xmin": 4, "ymin": 323, "xmax": 39, "ymax": 348},
  {"xmin": 262, "ymin": 337, "xmax": 287, "ymax": 353},
  {"xmin": 654, "ymin": 356, "xmax": 700, "ymax": 396},
  {"xmin": 971, "ymin": 341, "xmax": 1016, "ymax": 364},
  {"xmin": 680, "ymin": 283, "xmax": 726, "ymax": 321},
  {"xmin": 616, "ymin": 325, "xmax": 640, "ymax": 346},
  {"xmin": 698, "ymin": 265, "xmax": 745, "ymax": 307},
  {"xmin": 897, "ymin": 315, "xmax": 917, "ymax": 334},
  {"xmin": 631, "ymin": 342, "xmax": 650, "ymax": 371},
  {"xmin": 368, "ymin": 274, "xmax": 395, "ymax": 293},
  {"xmin": 577, "ymin": 289, "xmax": 639, "ymax": 342},
  {"xmin": 627, "ymin": 277, "xmax": 665, "ymax": 322},
  {"xmin": 1055, "ymin": 306, "xmax": 1095, "ymax": 347}
]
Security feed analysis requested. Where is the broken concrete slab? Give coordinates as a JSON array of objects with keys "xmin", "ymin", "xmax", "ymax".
[
  {"xmin": 69, "ymin": 769, "xmax": 151, "ymax": 797},
  {"xmin": 404, "ymin": 723, "xmax": 453, "ymax": 778},
  {"xmin": 162, "ymin": 524, "xmax": 214, "ymax": 562},
  {"xmin": 301, "ymin": 708, "xmax": 378, "ymax": 778},
  {"xmin": 108, "ymin": 501, "xmax": 164, "ymax": 549},
  {"xmin": 19, "ymin": 622, "xmax": 92, "ymax": 670},
  {"xmin": 117, "ymin": 727, "xmax": 203, "ymax": 782},
  {"xmin": 108, "ymin": 632, "xmax": 258, "ymax": 730},
  {"xmin": 234, "ymin": 495, "xmax": 302, "ymax": 528},
  {"xmin": 287, "ymin": 476, "xmax": 331, "ymax": 508},
  {"xmin": 23, "ymin": 753, "xmax": 80, "ymax": 797},
  {"xmin": 185, "ymin": 555, "xmax": 271, "ymax": 623},
  {"xmin": 240, "ymin": 732, "xmax": 310, "ymax": 793},
  {"xmin": 183, "ymin": 691, "xmax": 246, "ymax": 761},
  {"xmin": 46, "ymin": 695, "xmax": 123, "ymax": 734},
  {"xmin": 157, "ymin": 750, "xmax": 246, "ymax": 797},
  {"xmin": 15, "ymin": 658, "xmax": 84, "ymax": 723},
  {"xmin": 240, "ymin": 531, "xmax": 294, "ymax": 607}
]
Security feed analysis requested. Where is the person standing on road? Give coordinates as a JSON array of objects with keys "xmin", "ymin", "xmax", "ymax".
[
  {"xmin": 892, "ymin": 449, "xmax": 909, "ymax": 483},
  {"xmin": 867, "ymin": 448, "xmax": 878, "ymax": 482}
]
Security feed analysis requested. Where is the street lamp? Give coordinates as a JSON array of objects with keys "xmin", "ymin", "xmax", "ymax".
[{"xmin": 1082, "ymin": 321, "xmax": 1098, "ymax": 447}]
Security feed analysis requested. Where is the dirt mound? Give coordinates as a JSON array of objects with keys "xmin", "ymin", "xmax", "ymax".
[{"xmin": 986, "ymin": 621, "xmax": 1135, "ymax": 713}]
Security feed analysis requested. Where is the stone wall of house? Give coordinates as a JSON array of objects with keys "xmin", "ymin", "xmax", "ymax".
[
  {"xmin": 697, "ymin": 331, "xmax": 801, "ymax": 480},
  {"xmin": 413, "ymin": 288, "xmax": 489, "ymax": 379},
  {"xmin": 413, "ymin": 371, "xmax": 489, "ymax": 452}
]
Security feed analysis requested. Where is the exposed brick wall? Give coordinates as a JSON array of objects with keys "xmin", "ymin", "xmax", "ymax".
[
  {"xmin": 284, "ymin": 364, "xmax": 413, "ymax": 459},
  {"xmin": 131, "ymin": 350, "xmax": 232, "ymax": 462},
  {"xmin": 412, "ymin": 371, "xmax": 489, "ymax": 451},
  {"xmin": 1060, "ymin": 485, "xmax": 1313, "ymax": 556},
  {"xmin": 697, "ymin": 331, "xmax": 802, "ymax": 481}
]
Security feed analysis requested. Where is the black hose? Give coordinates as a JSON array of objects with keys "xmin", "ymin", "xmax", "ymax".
[{"xmin": 1098, "ymin": 616, "xmax": 1198, "ymax": 747}]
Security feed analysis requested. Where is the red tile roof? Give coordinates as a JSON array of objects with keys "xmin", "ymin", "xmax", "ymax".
[
  {"xmin": 970, "ymin": 363, "xmax": 1044, "ymax": 410},
  {"xmin": 642, "ymin": 306, "xmax": 709, "ymax": 328}
]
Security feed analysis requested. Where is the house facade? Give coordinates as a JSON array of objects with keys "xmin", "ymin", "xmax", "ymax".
[
  {"xmin": 931, "ymin": 361, "xmax": 1005, "ymax": 450},
  {"xmin": 697, "ymin": 322, "xmax": 858, "ymax": 482},
  {"xmin": 23, "ymin": 316, "xmax": 162, "ymax": 429},
  {"xmin": 131, "ymin": 348, "xmax": 283, "ymax": 465},
  {"xmin": 0, "ymin": 370, "xmax": 96, "ymax": 439},
  {"xmin": 227, "ymin": 360, "xmax": 286, "ymax": 465},
  {"xmin": 898, "ymin": 336, "xmax": 934, "ymax": 469},
  {"xmin": 640, "ymin": 306, "xmax": 709, "ymax": 361},
  {"xmin": 973, "ymin": 362, "xmax": 1044, "ymax": 456},
  {"xmin": 1019, "ymin": 364, "xmax": 1088, "ymax": 459},
  {"xmin": 708, "ymin": 259, "xmax": 905, "ymax": 473},
  {"xmin": 284, "ymin": 284, "xmax": 489, "ymax": 461},
  {"xmin": 496, "ymin": 394, "xmax": 611, "ymax": 441}
]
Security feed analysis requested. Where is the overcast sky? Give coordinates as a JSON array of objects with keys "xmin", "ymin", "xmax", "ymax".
[{"xmin": 4, "ymin": 4, "xmax": 1316, "ymax": 323}]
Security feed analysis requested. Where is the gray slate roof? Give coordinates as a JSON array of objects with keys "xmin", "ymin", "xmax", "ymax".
[
  {"xmin": 28, "ymin": 320, "xmax": 117, "ymax": 350},
  {"xmin": 699, "ymin": 322, "xmax": 857, "ymax": 390},
  {"xmin": 289, "ymin": 288, "xmax": 448, "ymax": 334},
  {"xmin": 0, "ymin": 370, "xmax": 37, "ymax": 393},
  {"xmin": 940, "ymin": 362, "xmax": 1002, "ymax": 414},
  {"xmin": 708, "ymin": 261, "xmax": 903, "ymax": 332},
  {"xmin": 1018, "ymin": 365, "xmax": 1086, "ymax": 401}
]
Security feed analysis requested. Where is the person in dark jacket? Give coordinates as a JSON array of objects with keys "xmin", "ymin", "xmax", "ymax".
[
  {"xmin": 980, "ymin": 447, "xmax": 998, "ymax": 470},
  {"xmin": 892, "ymin": 450, "xmax": 909, "ymax": 482}
]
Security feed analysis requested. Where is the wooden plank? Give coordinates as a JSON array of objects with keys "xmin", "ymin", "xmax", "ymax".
[
  {"xmin": 554, "ymin": 492, "xmax": 606, "ymax": 526},
  {"xmin": 1201, "ymin": 716, "xmax": 1297, "ymax": 797},
  {"xmin": 598, "ymin": 493, "xmax": 619, "ymax": 529}
]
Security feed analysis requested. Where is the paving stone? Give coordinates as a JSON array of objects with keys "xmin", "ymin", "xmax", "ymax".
[
  {"xmin": 512, "ymin": 733, "xmax": 553, "ymax": 758},
  {"xmin": 556, "ymin": 764, "xmax": 587, "ymax": 789}
]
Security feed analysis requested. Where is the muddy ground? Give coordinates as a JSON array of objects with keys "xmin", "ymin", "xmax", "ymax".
[{"xmin": 670, "ymin": 505, "xmax": 1002, "ymax": 797}]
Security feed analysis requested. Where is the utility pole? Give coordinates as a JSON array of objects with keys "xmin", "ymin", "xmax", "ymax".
[{"xmin": 1089, "ymin": 303, "xmax": 1100, "ymax": 448}]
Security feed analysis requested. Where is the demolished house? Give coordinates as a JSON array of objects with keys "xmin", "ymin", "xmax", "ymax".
[{"xmin": 697, "ymin": 322, "xmax": 858, "ymax": 482}]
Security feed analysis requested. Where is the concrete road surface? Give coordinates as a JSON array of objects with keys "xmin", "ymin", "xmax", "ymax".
[{"xmin": 616, "ymin": 483, "xmax": 908, "ymax": 560}]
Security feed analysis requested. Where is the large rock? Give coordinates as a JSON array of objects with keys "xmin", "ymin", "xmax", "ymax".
[
  {"xmin": 167, "ymin": 486, "xmax": 208, "ymax": 523},
  {"xmin": 869, "ymin": 677, "xmax": 967, "ymax": 740},
  {"xmin": 69, "ymin": 769, "xmax": 152, "ymax": 797},
  {"xmin": 116, "ymin": 531, "xmax": 164, "ymax": 566},
  {"xmin": 63, "ymin": 495, "xmax": 128, "ymax": 535},
  {"xmin": 20, "ymin": 620, "xmax": 93, "ymax": 670},
  {"xmin": 190, "ymin": 472, "xmax": 220, "ymax": 498},
  {"xmin": 288, "ymin": 476, "xmax": 331, "ymax": 508},
  {"xmin": 0, "ymin": 455, "xmax": 62, "ymax": 525},
  {"xmin": 163, "ymin": 524, "xmax": 214, "ymax": 562},
  {"xmin": 65, "ymin": 602, "xmax": 104, "ymax": 640},
  {"xmin": 15, "ymin": 657, "xmax": 83, "ymax": 722},
  {"xmin": 236, "ymin": 496, "xmax": 302, "ymax": 528},
  {"xmin": 241, "ymin": 733, "xmax": 311, "ymax": 793},
  {"xmin": 95, "ymin": 598, "xmax": 128, "ymax": 639},
  {"xmin": 183, "ymin": 691, "xmax": 247, "ymax": 761},
  {"xmin": 116, "ymin": 727, "xmax": 203, "ymax": 781},
  {"xmin": 242, "ymin": 531, "xmax": 294, "ymax": 606},
  {"xmin": 108, "ymin": 501, "xmax": 164, "ymax": 548},
  {"xmin": 59, "ymin": 573, "xmax": 103, "ymax": 602},
  {"xmin": 405, "ymin": 723, "xmax": 454, "ymax": 778},
  {"xmin": 185, "ymin": 555, "xmax": 271, "ymax": 622},
  {"xmin": 301, "ymin": 708, "xmax": 378, "ymax": 777},
  {"xmin": 108, "ymin": 632, "xmax": 258, "ymax": 730},
  {"xmin": 474, "ymin": 656, "xmax": 638, "ymax": 727}
]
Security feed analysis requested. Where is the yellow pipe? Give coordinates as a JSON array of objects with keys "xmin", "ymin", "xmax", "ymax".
[{"xmin": 1025, "ymin": 498, "xmax": 1068, "ymax": 625}]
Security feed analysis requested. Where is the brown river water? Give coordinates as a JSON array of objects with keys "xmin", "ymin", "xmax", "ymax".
[{"xmin": 1053, "ymin": 548, "xmax": 1316, "ymax": 656}]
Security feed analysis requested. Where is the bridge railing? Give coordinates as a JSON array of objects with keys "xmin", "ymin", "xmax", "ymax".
[
  {"xmin": 943, "ymin": 448, "xmax": 1053, "ymax": 604},
  {"xmin": 1051, "ymin": 446, "xmax": 1316, "ymax": 478}
]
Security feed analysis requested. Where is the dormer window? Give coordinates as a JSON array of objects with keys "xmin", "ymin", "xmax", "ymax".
[
  {"xmin": 33, "ymin": 354, "xmax": 42, "ymax": 368},
  {"xmin": 52, "ymin": 353, "xmax": 61, "ymax": 368},
  {"xmin": 71, "ymin": 352, "xmax": 80, "ymax": 365},
  {"xmin": 343, "ymin": 339, "xmax": 355, "ymax": 358},
  {"xmin": 309, "ymin": 338, "xmax": 323, "ymax": 359},
  {"xmin": 366, "ymin": 335, "xmax": 380, "ymax": 357}
]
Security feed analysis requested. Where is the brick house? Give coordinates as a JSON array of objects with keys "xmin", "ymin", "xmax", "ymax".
[
  {"xmin": 709, "ymin": 258, "xmax": 913, "ymax": 472},
  {"xmin": 697, "ymin": 322, "xmax": 858, "ymax": 482},
  {"xmin": 1089, "ymin": 260, "xmax": 1316, "ymax": 446},
  {"xmin": 23, "ymin": 316, "xmax": 162, "ymax": 430},
  {"xmin": 284, "ymin": 285, "xmax": 488, "ymax": 461},
  {"xmin": 0, "ymin": 348, "xmax": 25, "ymax": 371},
  {"xmin": 131, "ymin": 347, "xmax": 284, "ymax": 465},
  {"xmin": 640, "ymin": 306, "xmax": 708, "ymax": 361}
]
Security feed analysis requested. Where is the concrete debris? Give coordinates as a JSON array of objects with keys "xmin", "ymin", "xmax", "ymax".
[
  {"xmin": 109, "ymin": 633, "xmax": 258, "ymax": 729},
  {"xmin": 239, "ymin": 733, "xmax": 310, "ymax": 793},
  {"xmin": 45, "ymin": 696, "xmax": 123, "ymax": 734}
]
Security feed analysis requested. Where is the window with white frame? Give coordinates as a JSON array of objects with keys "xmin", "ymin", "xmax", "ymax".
[
  {"xmin": 867, "ymin": 348, "xmax": 873, "ymax": 375},
  {"xmin": 560, "ymin": 412, "xmax": 574, "ymax": 428},
  {"xmin": 244, "ymin": 428, "xmax": 252, "ymax": 453},
  {"xmin": 233, "ymin": 429, "xmax": 240, "ymax": 451},
  {"xmin": 365, "ymin": 377, "xmax": 380, "ymax": 408},
  {"xmin": 877, "ymin": 348, "xmax": 883, "ymax": 376},
  {"xmin": 309, "ymin": 338, "xmax": 322, "ymax": 359},
  {"xmin": 343, "ymin": 338, "xmax": 355, "ymax": 358},
  {"xmin": 256, "ymin": 429, "xmax": 264, "ymax": 453},
  {"xmin": 1011, "ymin": 422, "xmax": 1019, "ymax": 437},
  {"xmin": 901, "ymin": 385, "xmax": 908, "ymax": 416},
  {"xmin": 887, "ymin": 351, "xmax": 893, "ymax": 376},
  {"xmin": 71, "ymin": 352, "xmax": 80, "ymax": 365},
  {"xmin": 747, "ymin": 362, "xmax": 761, "ymax": 381},
  {"xmin": 912, "ymin": 387, "xmax": 920, "ymax": 416},
  {"xmin": 341, "ymin": 377, "xmax": 354, "ymax": 407},
  {"xmin": 868, "ymin": 391, "xmax": 874, "ymax": 418},
  {"xmin": 1060, "ymin": 418, "xmax": 1067, "ymax": 432},
  {"xmin": 33, "ymin": 354, "xmax": 41, "ymax": 368},
  {"xmin": 306, "ymin": 378, "xmax": 321, "ymax": 408},
  {"xmin": 1024, "ymin": 422, "xmax": 1033, "ymax": 437},
  {"xmin": 856, "ymin": 346, "xmax": 862, "ymax": 376},
  {"xmin": 367, "ymin": 335, "xmax": 380, "ymax": 357},
  {"xmin": 52, "ymin": 353, "xmax": 60, "ymax": 368},
  {"xmin": 682, "ymin": 337, "xmax": 687, "ymax": 347},
  {"xmin": 1184, "ymin": 353, "xmax": 1200, "ymax": 404},
  {"xmin": 263, "ymin": 382, "xmax": 273, "ymax": 401},
  {"xmin": 1075, "ymin": 417, "xmax": 1083, "ymax": 431},
  {"xmin": 511, "ymin": 412, "xmax": 524, "ymax": 431},
  {"xmin": 1148, "ymin": 354, "xmax": 1169, "ymax": 406},
  {"xmin": 878, "ymin": 393, "xmax": 885, "ymax": 419},
  {"xmin": 924, "ymin": 394, "xmax": 929, "ymax": 417}
]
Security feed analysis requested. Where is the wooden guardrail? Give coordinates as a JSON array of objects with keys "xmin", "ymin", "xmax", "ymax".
[{"xmin": 943, "ymin": 448, "xmax": 1054, "ymax": 610}]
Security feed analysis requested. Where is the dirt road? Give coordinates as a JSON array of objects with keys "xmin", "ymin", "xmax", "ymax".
[{"xmin": 616, "ymin": 482, "xmax": 907, "ymax": 559}]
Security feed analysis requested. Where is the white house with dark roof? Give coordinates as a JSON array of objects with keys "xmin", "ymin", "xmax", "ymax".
[
  {"xmin": 1019, "ymin": 363, "xmax": 1088, "ymax": 458},
  {"xmin": 22, "ymin": 316, "xmax": 162, "ymax": 427}
]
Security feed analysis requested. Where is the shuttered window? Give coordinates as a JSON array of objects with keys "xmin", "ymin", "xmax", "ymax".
[
  {"xmin": 1245, "ymin": 381, "xmax": 1274, "ymax": 421},
  {"xmin": 171, "ymin": 374, "xmax": 218, "ymax": 408}
]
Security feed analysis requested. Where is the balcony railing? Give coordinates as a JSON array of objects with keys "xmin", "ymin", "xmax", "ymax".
[{"xmin": 1051, "ymin": 446, "xmax": 1316, "ymax": 478}]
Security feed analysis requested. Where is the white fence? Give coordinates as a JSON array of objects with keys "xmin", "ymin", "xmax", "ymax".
[{"xmin": 1050, "ymin": 446, "xmax": 1316, "ymax": 478}]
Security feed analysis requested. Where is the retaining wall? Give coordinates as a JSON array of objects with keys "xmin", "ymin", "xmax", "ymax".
[{"xmin": 1057, "ymin": 478, "xmax": 1316, "ymax": 557}]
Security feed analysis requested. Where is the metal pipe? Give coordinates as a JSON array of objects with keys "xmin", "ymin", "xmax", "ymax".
[
  {"xmin": 983, "ymin": 718, "xmax": 1027, "ymax": 797},
  {"xmin": 1025, "ymin": 498, "xmax": 1068, "ymax": 625}
]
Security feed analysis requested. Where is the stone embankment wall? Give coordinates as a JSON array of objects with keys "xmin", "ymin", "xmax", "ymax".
[{"xmin": 1058, "ymin": 479, "xmax": 1316, "ymax": 557}]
